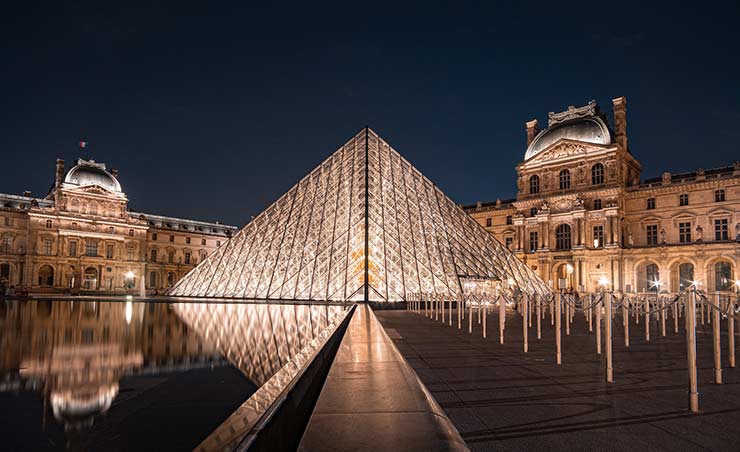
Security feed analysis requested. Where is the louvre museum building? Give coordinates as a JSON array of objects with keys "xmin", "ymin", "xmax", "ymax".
[
  {"xmin": 465, "ymin": 97, "xmax": 738, "ymax": 294},
  {"xmin": 0, "ymin": 159, "xmax": 236, "ymax": 294}
]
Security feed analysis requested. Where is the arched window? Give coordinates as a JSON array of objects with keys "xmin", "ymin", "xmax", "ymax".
[
  {"xmin": 529, "ymin": 175, "xmax": 540, "ymax": 194},
  {"xmin": 128, "ymin": 229, "xmax": 134, "ymax": 237},
  {"xmin": 678, "ymin": 263, "xmax": 694, "ymax": 291},
  {"xmin": 555, "ymin": 224, "xmax": 571, "ymax": 250},
  {"xmin": 646, "ymin": 264, "xmax": 660, "ymax": 292},
  {"xmin": 715, "ymin": 261, "xmax": 733, "ymax": 291},
  {"xmin": 559, "ymin": 169, "xmax": 571, "ymax": 190},
  {"xmin": 45, "ymin": 220, "xmax": 52, "ymax": 229},
  {"xmin": 38, "ymin": 265, "xmax": 54, "ymax": 287},
  {"xmin": 591, "ymin": 163, "xmax": 604, "ymax": 185}
]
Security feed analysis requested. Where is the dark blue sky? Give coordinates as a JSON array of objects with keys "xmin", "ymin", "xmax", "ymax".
[{"xmin": 2, "ymin": 1, "xmax": 738, "ymax": 226}]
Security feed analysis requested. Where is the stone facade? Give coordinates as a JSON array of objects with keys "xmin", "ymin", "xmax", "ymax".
[
  {"xmin": 0, "ymin": 158, "xmax": 236, "ymax": 294},
  {"xmin": 465, "ymin": 97, "xmax": 739, "ymax": 293}
]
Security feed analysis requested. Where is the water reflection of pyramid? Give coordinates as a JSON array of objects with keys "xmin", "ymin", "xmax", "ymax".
[{"xmin": 169, "ymin": 128, "xmax": 549, "ymax": 301}]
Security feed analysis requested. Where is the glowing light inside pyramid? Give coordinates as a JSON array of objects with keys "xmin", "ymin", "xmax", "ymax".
[{"xmin": 168, "ymin": 128, "xmax": 550, "ymax": 301}]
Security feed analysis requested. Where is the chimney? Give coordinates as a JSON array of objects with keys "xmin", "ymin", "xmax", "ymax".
[
  {"xmin": 525, "ymin": 119, "xmax": 539, "ymax": 146},
  {"xmin": 612, "ymin": 96, "xmax": 627, "ymax": 150},
  {"xmin": 23, "ymin": 190, "xmax": 31, "ymax": 197},
  {"xmin": 55, "ymin": 158, "xmax": 65, "ymax": 188}
]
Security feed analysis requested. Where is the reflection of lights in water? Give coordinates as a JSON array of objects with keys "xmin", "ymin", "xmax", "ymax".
[{"xmin": 125, "ymin": 301, "xmax": 132, "ymax": 324}]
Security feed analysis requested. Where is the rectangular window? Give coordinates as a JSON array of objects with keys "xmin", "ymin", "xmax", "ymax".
[
  {"xmin": 184, "ymin": 252, "xmax": 191, "ymax": 265},
  {"xmin": 4, "ymin": 216, "xmax": 12, "ymax": 227},
  {"xmin": 150, "ymin": 249, "xmax": 157, "ymax": 262},
  {"xmin": 715, "ymin": 190, "xmax": 725, "ymax": 202},
  {"xmin": 485, "ymin": 218, "xmax": 492, "ymax": 227},
  {"xmin": 106, "ymin": 244, "xmax": 114, "ymax": 259},
  {"xmin": 679, "ymin": 194, "xmax": 689, "ymax": 206},
  {"xmin": 529, "ymin": 231, "xmax": 538, "ymax": 252},
  {"xmin": 505, "ymin": 237, "xmax": 513, "ymax": 249},
  {"xmin": 715, "ymin": 219, "xmax": 729, "ymax": 241},
  {"xmin": 506, "ymin": 215, "xmax": 513, "ymax": 225},
  {"xmin": 530, "ymin": 207, "xmax": 538, "ymax": 217},
  {"xmin": 593, "ymin": 225, "xmax": 604, "ymax": 248},
  {"xmin": 646, "ymin": 198, "xmax": 656, "ymax": 210},
  {"xmin": 593, "ymin": 199, "xmax": 602, "ymax": 210},
  {"xmin": 169, "ymin": 235, "xmax": 174, "ymax": 242},
  {"xmin": 152, "ymin": 233, "xmax": 157, "ymax": 240},
  {"xmin": 2, "ymin": 236, "xmax": 12, "ymax": 253},
  {"xmin": 646, "ymin": 224, "xmax": 658, "ymax": 245},
  {"xmin": 69, "ymin": 240, "xmax": 77, "ymax": 257},
  {"xmin": 85, "ymin": 240, "xmax": 98, "ymax": 257},
  {"xmin": 127, "ymin": 246, "xmax": 135, "ymax": 261},
  {"xmin": 217, "ymin": 241, "xmax": 221, "ymax": 247},
  {"xmin": 679, "ymin": 222, "xmax": 692, "ymax": 243},
  {"xmin": 43, "ymin": 238, "xmax": 53, "ymax": 255},
  {"xmin": 186, "ymin": 237, "xmax": 191, "ymax": 244},
  {"xmin": 168, "ymin": 251, "xmax": 174, "ymax": 263},
  {"xmin": 202, "ymin": 238, "xmax": 206, "ymax": 246}
]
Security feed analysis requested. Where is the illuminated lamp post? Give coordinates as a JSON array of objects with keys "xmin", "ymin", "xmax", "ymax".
[{"xmin": 125, "ymin": 270, "xmax": 136, "ymax": 292}]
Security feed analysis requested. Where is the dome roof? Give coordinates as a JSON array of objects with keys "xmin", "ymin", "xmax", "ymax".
[
  {"xmin": 524, "ymin": 117, "xmax": 611, "ymax": 160},
  {"xmin": 64, "ymin": 159, "xmax": 122, "ymax": 193}
]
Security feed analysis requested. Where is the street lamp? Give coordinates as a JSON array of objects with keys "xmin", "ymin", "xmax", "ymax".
[
  {"xmin": 599, "ymin": 276, "xmax": 610, "ymax": 292},
  {"xmin": 125, "ymin": 270, "xmax": 135, "ymax": 291}
]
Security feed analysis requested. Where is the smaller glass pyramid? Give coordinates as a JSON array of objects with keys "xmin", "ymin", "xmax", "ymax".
[{"xmin": 168, "ymin": 128, "xmax": 550, "ymax": 301}]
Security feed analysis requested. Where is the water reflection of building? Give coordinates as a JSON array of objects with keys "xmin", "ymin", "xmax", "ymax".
[
  {"xmin": 0, "ymin": 158, "xmax": 237, "ymax": 294},
  {"xmin": 465, "ymin": 98, "xmax": 738, "ymax": 293},
  {"xmin": 0, "ymin": 300, "xmax": 220, "ymax": 429}
]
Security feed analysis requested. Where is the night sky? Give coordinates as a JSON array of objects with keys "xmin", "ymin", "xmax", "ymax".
[{"xmin": 2, "ymin": 2, "xmax": 738, "ymax": 227}]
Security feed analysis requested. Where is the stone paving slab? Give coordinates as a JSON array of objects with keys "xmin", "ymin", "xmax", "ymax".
[{"xmin": 375, "ymin": 308, "xmax": 740, "ymax": 452}]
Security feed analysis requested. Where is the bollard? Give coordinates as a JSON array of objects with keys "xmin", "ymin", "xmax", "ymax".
[
  {"xmin": 605, "ymin": 291, "xmax": 613, "ymax": 383},
  {"xmin": 499, "ymin": 295, "xmax": 506, "ymax": 345},
  {"xmin": 469, "ymin": 299, "xmax": 473, "ymax": 333},
  {"xmin": 565, "ymin": 299, "xmax": 570, "ymax": 336},
  {"xmin": 713, "ymin": 294, "xmax": 722, "ymax": 384},
  {"xmin": 645, "ymin": 297, "xmax": 650, "ymax": 342},
  {"xmin": 449, "ymin": 296, "xmax": 453, "ymax": 326},
  {"xmin": 686, "ymin": 291, "xmax": 699, "ymax": 413},
  {"xmin": 555, "ymin": 292, "xmax": 562, "ymax": 365},
  {"xmin": 623, "ymin": 299, "xmax": 629, "ymax": 348},
  {"xmin": 457, "ymin": 298, "xmax": 462, "ymax": 330},
  {"xmin": 588, "ymin": 294, "xmax": 593, "ymax": 332},
  {"xmin": 523, "ymin": 293, "xmax": 528, "ymax": 353},
  {"xmin": 728, "ymin": 296, "xmax": 735, "ymax": 368},
  {"xmin": 483, "ymin": 300, "xmax": 487, "ymax": 339},
  {"xmin": 661, "ymin": 297, "xmax": 666, "ymax": 337},
  {"xmin": 596, "ymin": 295, "xmax": 602, "ymax": 354},
  {"xmin": 537, "ymin": 295, "xmax": 542, "ymax": 340},
  {"xmin": 674, "ymin": 299, "xmax": 679, "ymax": 334}
]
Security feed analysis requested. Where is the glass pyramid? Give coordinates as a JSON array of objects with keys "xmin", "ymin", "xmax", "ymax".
[{"xmin": 168, "ymin": 128, "xmax": 550, "ymax": 301}]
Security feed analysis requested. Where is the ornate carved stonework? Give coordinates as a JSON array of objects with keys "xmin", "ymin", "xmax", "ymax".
[{"xmin": 548, "ymin": 100, "xmax": 598, "ymax": 126}]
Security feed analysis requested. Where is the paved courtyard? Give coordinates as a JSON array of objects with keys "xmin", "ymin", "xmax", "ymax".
[{"xmin": 375, "ymin": 307, "xmax": 740, "ymax": 451}]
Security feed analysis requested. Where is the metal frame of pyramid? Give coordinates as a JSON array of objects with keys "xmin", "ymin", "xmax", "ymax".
[{"xmin": 168, "ymin": 128, "xmax": 550, "ymax": 301}]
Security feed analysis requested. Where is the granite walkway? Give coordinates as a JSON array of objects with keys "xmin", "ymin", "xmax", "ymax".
[{"xmin": 375, "ymin": 307, "xmax": 740, "ymax": 452}]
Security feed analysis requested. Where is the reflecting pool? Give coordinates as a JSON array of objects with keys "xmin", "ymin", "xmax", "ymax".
[{"xmin": 0, "ymin": 300, "xmax": 350, "ymax": 451}]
